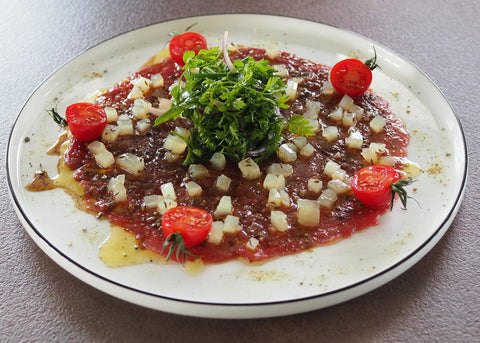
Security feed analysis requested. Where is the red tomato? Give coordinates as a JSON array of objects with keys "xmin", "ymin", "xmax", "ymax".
[
  {"xmin": 350, "ymin": 165, "xmax": 401, "ymax": 208},
  {"xmin": 161, "ymin": 206, "xmax": 213, "ymax": 247},
  {"xmin": 169, "ymin": 32, "xmax": 207, "ymax": 66},
  {"xmin": 65, "ymin": 103, "xmax": 107, "ymax": 142},
  {"xmin": 330, "ymin": 58, "xmax": 373, "ymax": 97}
]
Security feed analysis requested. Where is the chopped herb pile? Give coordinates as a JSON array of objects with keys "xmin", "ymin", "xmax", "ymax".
[{"xmin": 155, "ymin": 47, "xmax": 290, "ymax": 164}]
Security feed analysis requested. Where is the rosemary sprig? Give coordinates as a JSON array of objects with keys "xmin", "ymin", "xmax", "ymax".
[
  {"xmin": 47, "ymin": 108, "xmax": 67, "ymax": 127},
  {"xmin": 161, "ymin": 232, "xmax": 196, "ymax": 263},
  {"xmin": 390, "ymin": 179, "xmax": 415, "ymax": 210}
]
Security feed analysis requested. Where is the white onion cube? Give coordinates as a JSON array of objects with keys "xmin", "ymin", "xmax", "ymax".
[
  {"xmin": 277, "ymin": 143, "xmax": 297, "ymax": 163},
  {"xmin": 116, "ymin": 153, "xmax": 144, "ymax": 175},
  {"xmin": 210, "ymin": 152, "xmax": 226, "ymax": 170},
  {"xmin": 108, "ymin": 174, "xmax": 127, "ymax": 203},
  {"xmin": 267, "ymin": 163, "xmax": 293, "ymax": 177},
  {"xmin": 238, "ymin": 158, "xmax": 261, "ymax": 180},
  {"xmin": 271, "ymin": 210, "xmax": 288, "ymax": 232},
  {"xmin": 188, "ymin": 164, "xmax": 209, "ymax": 179},
  {"xmin": 318, "ymin": 188, "xmax": 338, "ymax": 208},
  {"xmin": 163, "ymin": 134, "xmax": 187, "ymax": 154},
  {"xmin": 322, "ymin": 126, "xmax": 339, "ymax": 142},
  {"xmin": 308, "ymin": 177, "xmax": 323, "ymax": 194},
  {"xmin": 208, "ymin": 221, "xmax": 224, "ymax": 244},
  {"xmin": 223, "ymin": 215, "xmax": 241, "ymax": 233},
  {"xmin": 297, "ymin": 199, "xmax": 320, "ymax": 227},
  {"xmin": 104, "ymin": 107, "xmax": 118, "ymax": 122},
  {"xmin": 370, "ymin": 115, "xmax": 387, "ymax": 133},
  {"xmin": 185, "ymin": 181, "xmax": 202, "ymax": 198},
  {"xmin": 160, "ymin": 182, "xmax": 176, "ymax": 200},
  {"xmin": 215, "ymin": 174, "xmax": 232, "ymax": 193},
  {"xmin": 215, "ymin": 196, "xmax": 232, "ymax": 218}
]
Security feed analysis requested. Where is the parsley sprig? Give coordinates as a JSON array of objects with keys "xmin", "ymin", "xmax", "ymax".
[{"xmin": 155, "ymin": 47, "xmax": 290, "ymax": 164}]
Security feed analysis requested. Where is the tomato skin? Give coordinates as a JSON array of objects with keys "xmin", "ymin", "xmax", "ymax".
[
  {"xmin": 161, "ymin": 206, "xmax": 213, "ymax": 247},
  {"xmin": 65, "ymin": 103, "xmax": 107, "ymax": 142},
  {"xmin": 169, "ymin": 32, "xmax": 207, "ymax": 66},
  {"xmin": 330, "ymin": 58, "xmax": 373, "ymax": 97},
  {"xmin": 351, "ymin": 165, "xmax": 401, "ymax": 208}
]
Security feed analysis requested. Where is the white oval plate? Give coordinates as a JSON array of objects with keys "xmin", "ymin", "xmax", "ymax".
[{"xmin": 7, "ymin": 14, "xmax": 467, "ymax": 318}]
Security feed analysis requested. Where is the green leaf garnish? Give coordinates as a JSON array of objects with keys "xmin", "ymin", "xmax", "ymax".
[
  {"xmin": 47, "ymin": 108, "xmax": 67, "ymax": 128},
  {"xmin": 390, "ymin": 178, "xmax": 415, "ymax": 210},
  {"xmin": 161, "ymin": 232, "xmax": 196, "ymax": 263},
  {"xmin": 288, "ymin": 115, "xmax": 316, "ymax": 137},
  {"xmin": 365, "ymin": 46, "xmax": 379, "ymax": 71},
  {"xmin": 155, "ymin": 47, "xmax": 289, "ymax": 164}
]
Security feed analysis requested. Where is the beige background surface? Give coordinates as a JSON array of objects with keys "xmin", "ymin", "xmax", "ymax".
[{"xmin": 1, "ymin": 0, "xmax": 479, "ymax": 342}]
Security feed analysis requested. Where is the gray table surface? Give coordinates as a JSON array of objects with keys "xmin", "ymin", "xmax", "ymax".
[{"xmin": 1, "ymin": 0, "xmax": 479, "ymax": 342}]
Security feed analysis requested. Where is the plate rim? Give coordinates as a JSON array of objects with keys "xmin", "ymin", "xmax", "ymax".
[{"xmin": 6, "ymin": 13, "xmax": 469, "ymax": 314}]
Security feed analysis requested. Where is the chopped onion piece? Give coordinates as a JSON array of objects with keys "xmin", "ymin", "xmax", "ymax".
[
  {"xmin": 297, "ymin": 199, "xmax": 320, "ymax": 227},
  {"xmin": 215, "ymin": 174, "xmax": 232, "ymax": 193},
  {"xmin": 342, "ymin": 112, "xmax": 356, "ymax": 127},
  {"xmin": 215, "ymin": 196, "xmax": 232, "ymax": 218},
  {"xmin": 327, "ymin": 179, "xmax": 350, "ymax": 194},
  {"xmin": 158, "ymin": 198, "xmax": 177, "ymax": 214},
  {"xmin": 328, "ymin": 107, "xmax": 343, "ymax": 121},
  {"xmin": 322, "ymin": 126, "xmax": 339, "ymax": 142},
  {"xmin": 108, "ymin": 174, "xmax": 127, "ymax": 203},
  {"xmin": 150, "ymin": 73, "xmax": 164, "ymax": 88},
  {"xmin": 238, "ymin": 157, "xmax": 261, "ymax": 180},
  {"xmin": 300, "ymin": 143, "xmax": 315, "ymax": 158},
  {"xmin": 361, "ymin": 142, "xmax": 386, "ymax": 164},
  {"xmin": 143, "ymin": 195, "xmax": 162, "ymax": 208},
  {"xmin": 266, "ymin": 48, "xmax": 281, "ymax": 59},
  {"xmin": 267, "ymin": 163, "xmax": 294, "ymax": 177},
  {"xmin": 370, "ymin": 115, "xmax": 387, "ymax": 133},
  {"xmin": 208, "ymin": 221, "xmax": 224, "ymax": 244},
  {"xmin": 339, "ymin": 94, "xmax": 354, "ymax": 110},
  {"xmin": 346, "ymin": 130, "xmax": 363, "ymax": 149},
  {"xmin": 277, "ymin": 143, "xmax": 297, "ymax": 163},
  {"xmin": 323, "ymin": 160, "xmax": 341, "ymax": 177},
  {"xmin": 279, "ymin": 190, "xmax": 290, "ymax": 207},
  {"xmin": 268, "ymin": 189, "xmax": 283, "ymax": 207},
  {"xmin": 222, "ymin": 31, "xmax": 234, "ymax": 71},
  {"xmin": 136, "ymin": 118, "xmax": 151, "ymax": 134},
  {"xmin": 185, "ymin": 181, "xmax": 202, "ymax": 198},
  {"xmin": 174, "ymin": 126, "xmax": 191, "ymax": 139},
  {"xmin": 87, "ymin": 141, "xmax": 115, "ymax": 168},
  {"xmin": 116, "ymin": 153, "xmax": 144, "ymax": 175},
  {"xmin": 318, "ymin": 188, "xmax": 338, "ymax": 208},
  {"xmin": 293, "ymin": 136, "xmax": 308, "ymax": 149},
  {"xmin": 163, "ymin": 134, "xmax": 187, "ymax": 154},
  {"xmin": 131, "ymin": 99, "xmax": 150, "ymax": 119},
  {"xmin": 223, "ymin": 215, "xmax": 241, "ymax": 233},
  {"xmin": 271, "ymin": 210, "xmax": 288, "ymax": 232},
  {"xmin": 188, "ymin": 164, "xmax": 209, "ymax": 179},
  {"xmin": 379, "ymin": 155, "xmax": 395, "ymax": 166},
  {"xmin": 285, "ymin": 79, "xmax": 299, "ymax": 101},
  {"xmin": 102, "ymin": 124, "xmax": 119, "ymax": 142},
  {"xmin": 308, "ymin": 177, "xmax": 323, "ymax": 194},
  {"xmin": 127, "ymin": 85, "xmax": 143, "ymax": 100},
  {"xmin": 273, "ymin": 64, "xmax": 288, "ymax": 77},
  {"xmin": 246, "ymin": 237, "xmax": 259, "ymax": 251},
  {"xmin": 349, "ymin": 104, "xmax": 365, "ymax": 119},
  {"xmin": 104, "ymin": 107, "xmax": 118, "ymax": 122},
  {"xmin": 400, "ymin": 158, "xmax": 422, "ymax": 178},
  {"xmin": 321, "ymin": 81, "xmax": 335, "ymax": 95},
  {"xmin": 160, "ymin": 182, "xmax": 176, "ymax": 200},
  {"xmin": 117, "ymin": 115, "xmax": 134, "ymax": 135},
  {"xmin": 210, "ymin": 152, "xmax": 226, "ymax": 170},
  {"xmin": 307, "ymin": 118, "xmax": 320, "ymax": 132}
]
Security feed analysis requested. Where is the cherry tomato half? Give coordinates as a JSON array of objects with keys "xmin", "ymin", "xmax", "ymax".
[
  {"xmin": 169, "ymin": 32, "xmax": 207, "ymax": 66},
  {"xmin": 350, "ymin": 165, "xmax": 401, "ymax": 208},
  {"xmin": 161, "ymin": 206, "xmax": 213, "ymax": 247},
  {"xmin": 65, "ymin": 103, "xmax": 107, "ymax": 142},
  {"xmin": 330, "ymin": 58, "xmax": 373, "ymax": 97}
]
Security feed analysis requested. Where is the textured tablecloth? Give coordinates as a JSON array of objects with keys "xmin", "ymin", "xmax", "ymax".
[{"xmin": 1, "ymin": 0, "xmax": 479, "ymax": 342}]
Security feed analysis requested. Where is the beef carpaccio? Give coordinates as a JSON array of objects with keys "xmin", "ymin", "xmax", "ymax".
[{"xmin": 35, "ymin": 46, "xmax": 412, "ymax": 264}]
